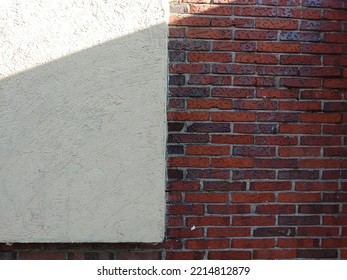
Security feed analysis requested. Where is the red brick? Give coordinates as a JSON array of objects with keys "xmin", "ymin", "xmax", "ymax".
[
  {"xmin": 235, "ymin": 53, "xmax": 278, "ymax": 64},
  {"xmin": 279, "ymin": 147, "xmax": 320, "ymax": 157},
  {"xmin": 212, "ymin": 64, "xmax": 256, "ymax": 75},
  {"xmin": 168, "ymin": 111, "xmax": 209, "ymax": 121},
  {"xmin": 208, "ymin": 251, "xmax": 251, "ymax": 260},
  {"xmin": 300, "ymin": 136, "xmax": 341, "ymax": 146},
  {"xmin": 278, "ymin": 215, "xmax": 320, "ymax": 226},
  {"xmin": 233, "ymin": 146, "xmax": 276, "ymax": 157},
  {"xmin": 342, "ymin": 250, "xmax": 347, "ymax": 259},
  {"xmin": 324, "ymin": 79, "xmax": 347, "ymax": 89},
  {"xmin": 188, "ymin": 99, "xmax": 232, "ymax": 110},
  {"xmin": 324, "ymin": 103, "xmax": 347, "ymax": 112},
  {"xmin": 301, "ymin": 90, "xmax": 343, "ymax": 100},
  {"xmin": 213, "ymin": 0, "xmax": 256, "ymax": 3},
  {"xmin": 211, "ymin": 135, "xmax": 254, "ymax": 144},
  {"xmin": 169, "ymin": 15, "xmax": 210, "ymax": 26},
  {"xmin": 234, "ymin": 123, "xmax": 277, "ymax": 134},
  {"xmin": 279, "ymin": 124, "xmax": 321, "ymax": 134},
  {"xmin": 233, "ymin": 170, "xmax": 276, "ymax": 180},
  {"xmin": 188, "ymin": 28, "xmax": 232, "ymax": 39},
  {"xmin": 324, "ymin": 56, "xmax": 347, "ymax": 66},
  {"xmin": 234, "ymin": 7, "xmax": 277, "ymax": 17},
  {"xmin": 212, "ymin": 112, "xmax": 256, "ymax": 122},
  {"xmin": 232, "ymin": 216, "xmax": 276, "ymax": 226},
  {"xmin": 298, "ymin": 227, "xmax": 339, "ymax": 236},
  {"xmin": 187, "ymin": 123, "xmax": 230, "ymax": 133},
  {"xmin": 169, "ymin": 87, "xmax": 210, "ymax": 97},
  {"xmin": 167, "ymin": 216, "xmax": 183, "ymax": 227},
  {"xmin": 300, "ymin": 67, "xmax": 341, "ymax": 77},
  {"xmin": 253, "ymin": 227, "xmax": 295, "ymax": 237},
  {"xmin": 324, "ymin": 124, "xmax": 347, "ymax": 134},
  {"xmin": 168, "ymin": 157, "xmax": 209, "ymax": 167},
  {"xmin": 324, "ymin": 147, "xmax": 347, "ymax": 157},
  {"xmin": 256, "ymin": 204, "xmax": 295, "ymax": 214},
  {"xmin": 322, "ymin": 238, "xmax": 347, "ymax": 248},
  {"xmin": 234, "ymin": 76, "xmax": 275, "ymax": 87},
  {"xmin": 263, "ymin": 0, "xmax": 301, "ymax": 5},
  {"xmin": 280, "ymin": 77, "xmax": 321, "ymax": 88},
  {"xmin": 278, "ymin": 170, "xmax": 319, "ymax": 179},
  {"xmin": 213, "ymin": 41, "xmax": 256, "ymax": 51},
  {"xmin": 299, "ymin": 159, "xmax": 340, "ymax": 168},
  {"xmin": 169, "ymin": 27, "xmax": 186, "ymax": 38},
  {"xmin": 170, "ymin": 63, "xmax": 210, "ymax": 74},
  {"xmin": 254, "ymin": 159, "xmax": 298, "ymax": 168},
  {"xmin": 323, "ymin": 193, "xmax": 347, "ymax": 202},
  {"xmin": 186, "ymin": 216, "xmax": 230, "ymax": 226},
  {"xmin": 301, "ymin": 20, "xmax": 342, "ymax": 31},
  {"xmin": 278, "ymin": 192, "xmax": 321, "ymax": 202},
  {"xmin": 257, "ymin": 89, "xmax": 298, "ymax": 99},
  {"xmin": 186, "ymin": 169, "xmax": 230, "ymax": 179},
  {"xmin": 19, "ymin": 252, "xmax": 66, "ymax": 260},
  {"xmin": 303, "ymin": 43, "xmax": 344, "ymax": 54},
  {"xmin": 231, "ymin": 238, "xmax": 275, "ymax": 248},
  {"xmin": 203, "ymin": 181, "xmax": 246, "ymax": 191},
  {"xmin": 278, "ymin": 101, "xmax": 321, "ymax": 111},
  {"xmin": 189, "ymin": 4, "xmax": 233, "ymax": 15},
  {"xmin": 254, "ymin": 250, "xmax": 297, "ymax": 259},
  {"xmin": 234, "ymin": 99, "xmax": 277, "ymax": 110},
  {"xmin": 281, "ymin": 55, "xmax": 321, "ymax": 65},
  {"xmin": 257, "ymin": 112, "xmax": 299, "ymax": 122},
  {"xmin": 235, "ymin": 30, "xmax": 277, "ymax": 40},
  {"xmin": 207, "ymin": 205, "xmax": 250, "ymax": 214},
  {"xmin": 280, "ymin": 31, "xmax": 321, "ymax": 42},
  {"xmin": 186, "ymin": 239, "xmax": 229, "ymax": 249},
  {"xmin": 168, "ymin": 133, "xmax": 209, "ymax": 143},
  {"xmin": 169, "ymin": 40, "xmax": 210, "ymax": 51},
  {"xmin": 187, "ymin": 145, "xmax": 230, "ymax": 156},
  {"xmin": 300, "ymin": 9, "xmax": 321, "ymax": 19},
  {"xmin": 185, "ymin": 192, "xmax": 228, "ymax": 203},
  {"xmin": 257, "ymin": 66, "xmax": 298, "ymax": 76},
  {"xmin": 188, "ymin": 52, "xmax": 232, "ymax": 62},
  {"xmin": 256, "ymin": 136, "xmax": 298, "ymax": 145},
  {"xmin": 232, "ymin": 193, "xmax": 275, "ymax": 203},
  {"xmin": 211, "ymin": 158, "xmax": 254, "ymax": 168},
  {"xmin": 323, "ymin": 10, "xmax": 347, "ymax": 20},
  {"xmin": 299, "ymin": 204, "xmax": 339, "ymax": 214},
  {"xmin": 168, "ymin": 181, "xmax": 200, "ymax": 191},
  {"xmin": 250, "ymin": 182, "xmax": 291, "ymax": 191},
  {"xmin": 258, "ymin": 42, "xmax": 301, "ymax": 53},
  {"xmin": 296, "ymin": 181, "xmax": 338, "ymax": 191},
  {"xmin": 277, "ymin": 238, "xmax": 320, "ymax": 248},
  {"xmin": 212, "ymin": 87, "xmax": 254, "ymax": 98},
  {"xmin": 297, "ymin": 249, "xmax": 337, "ymax": 259},
  {"xmin": 303, "ymin": 0, "xmax": 345, "ymax": 9},
  {"xmin": 300, "ymin": 113, "xmax": 342, "ymax": 123},
  {"xmin": 256, "ymin": 19, "xmax": 298, "ymax": 29},
  {"xmin": 188, "ymin": 75, "xmax": 231, "ymax": 85},
  {"xmin": 207, "ymin": 228, "xmax": 250, "ymax": 237},
  {"xmin": 167, "ymin": 192, "xmax": 183, "ymax": 203},
  {"xmin": 167, "ymin": 204, "xmax": 204, "ymax": 215},
  {"xmin": 167, "ymin": 227, "xmax": 204, "ymax": 238},
  {"xmin": 323, "ymin": 216, "xmax": 347, "ymax": 226},
  {"xmin": 211, "ymin": 18, "xmax": 254, "ymax": 28}
]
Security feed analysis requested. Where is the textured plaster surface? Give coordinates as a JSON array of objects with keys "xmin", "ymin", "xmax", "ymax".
[{"xmin": 0, "ymin": 0, "xmax": 168, "ymax": 242}]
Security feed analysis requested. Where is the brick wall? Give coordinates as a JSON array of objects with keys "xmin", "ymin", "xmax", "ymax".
[{"xmin": 1, "ymin": 0, "xmax": 346, "ymax": 259}]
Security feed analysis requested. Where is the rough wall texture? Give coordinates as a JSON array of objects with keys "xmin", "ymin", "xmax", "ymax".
[
  {"xmin": 0, "ymin": 0, "xmax": 167, "ymax": 242},
  {"xmin": 1, "ymin": 0, "xmax": 347, "ymax": 259}
]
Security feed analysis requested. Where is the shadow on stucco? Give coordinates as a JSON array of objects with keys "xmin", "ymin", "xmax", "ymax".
[{"xmin": 0, "ymin": 23, "xmax": 168, "ymax": 244}]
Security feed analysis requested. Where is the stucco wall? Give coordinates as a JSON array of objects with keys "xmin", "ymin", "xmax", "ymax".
[{"xmin": 0, "ymin": 0, "xmax": 168, "ymax": 242}]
